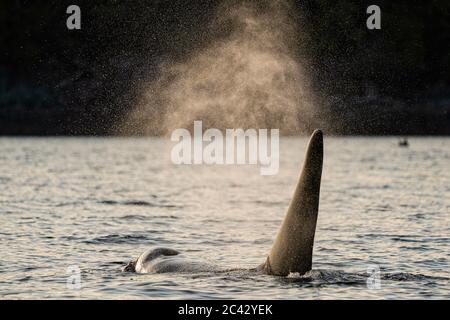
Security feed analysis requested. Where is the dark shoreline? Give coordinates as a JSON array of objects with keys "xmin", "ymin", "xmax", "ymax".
[{"xmin": 2, "ymin": 1, "xmax": 450, "ymax": 137}]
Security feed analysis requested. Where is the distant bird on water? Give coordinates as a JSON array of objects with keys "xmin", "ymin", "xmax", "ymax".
[{"xmin": 398, "ymin": 138, "xmax": 409, "ymax": 147}]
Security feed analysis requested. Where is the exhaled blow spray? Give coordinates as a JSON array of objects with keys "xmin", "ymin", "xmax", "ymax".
[{"xmin": 122, "ymin": 0, "xmax": 315, "ymax": 135}]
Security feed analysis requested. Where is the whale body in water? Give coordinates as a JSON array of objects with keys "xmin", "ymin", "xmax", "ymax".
[
  {"xmin": 123, "ymin": 247, "xmax": 220, "ymax": 273},
  {"xmin": 124, "ymin": 129, "xmax": 323, "ymax": 276}
]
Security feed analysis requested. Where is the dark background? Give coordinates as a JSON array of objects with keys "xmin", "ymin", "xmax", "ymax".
[{"xmin": 1, "ymin": 0, "xmax": 449, "ymax": 135}]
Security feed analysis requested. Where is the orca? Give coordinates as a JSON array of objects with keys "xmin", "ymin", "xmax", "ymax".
[
  {"xmin": 123, "ymin": 247, "xmax": 218, "ymax": 273},
  {"xmin": 124, "ymin": 129, "xmax": 323, "ymax": 276},
  {"xmin": 259, "ymin": 129, "xmax": 322, "ymax": 275}
]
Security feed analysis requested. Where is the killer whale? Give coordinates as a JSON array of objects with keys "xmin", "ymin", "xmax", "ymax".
[
  {"xmin": 123, "ymin": 248, "xmax": 219, "ymax": 273},
  {"xmin": 124, "ymin": 130, "xmax": 323, "ymax": 276},
  {"xmin": 259, "ymin": 129, "xmax": 322, "ymax": 275}
]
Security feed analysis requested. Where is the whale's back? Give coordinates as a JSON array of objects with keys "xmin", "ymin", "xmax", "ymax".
[{"xmin": 130, "ymin": 247, "xmax": 217, "ymax": 273}]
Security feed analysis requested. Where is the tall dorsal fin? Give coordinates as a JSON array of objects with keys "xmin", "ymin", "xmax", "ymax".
[{"xmin": 264, "ymin": 129, "xmax": 323, "ymax": 276}]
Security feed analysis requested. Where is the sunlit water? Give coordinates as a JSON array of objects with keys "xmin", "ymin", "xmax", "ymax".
[{"xmin": 0, "ymin": 137, "xmax": 449, "ymax": 299}]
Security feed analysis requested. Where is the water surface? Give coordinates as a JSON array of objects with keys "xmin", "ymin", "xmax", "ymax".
[{"xmin": 0, "ymin": 137, "xmax": 449, "ymax": 299}]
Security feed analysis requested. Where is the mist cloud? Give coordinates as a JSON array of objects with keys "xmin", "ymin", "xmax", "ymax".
[{"xmin": 120, "ymin": 0, "xmax": 316, "ymax": 135}]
